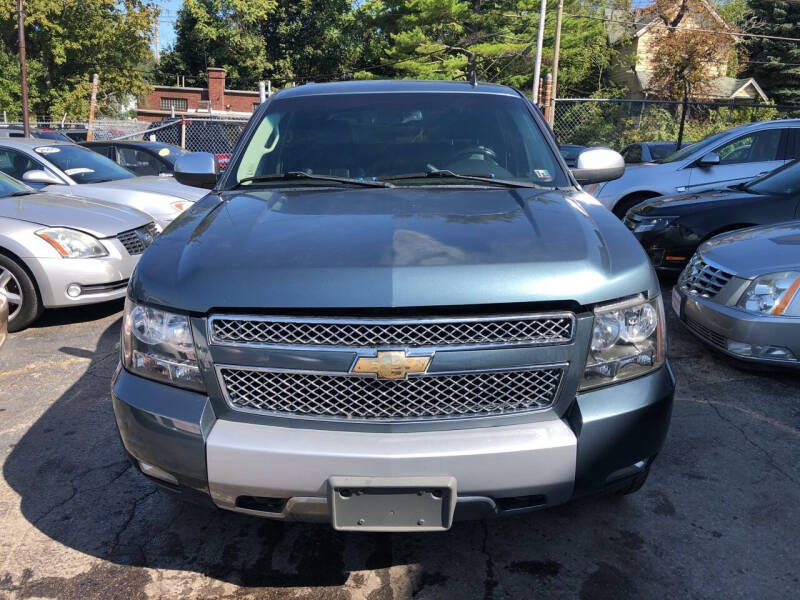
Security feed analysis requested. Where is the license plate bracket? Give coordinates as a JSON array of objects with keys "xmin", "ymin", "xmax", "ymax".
[{"xmin": 329, "ymin": 476, "xmax": 457, "ymax": 532}]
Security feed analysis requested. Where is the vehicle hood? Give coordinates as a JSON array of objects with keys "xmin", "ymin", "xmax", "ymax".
[
  {"xmin": 699, "ymin": 221, "xmax": 800, "ymax": 278},
  {"xmin": 0, "ymin": 191, "xmax": 151, "ymax": 237},
  {"xmin": 78, "ymin": 176, "xmax": 207, "ymax": 202},
  {"xmin": 632, "ymin": 188, "xmax": 767, "ymax": 216},
  {"xmin": 131, "ymin": 188, "xmax": 657, "ymax": 312}
]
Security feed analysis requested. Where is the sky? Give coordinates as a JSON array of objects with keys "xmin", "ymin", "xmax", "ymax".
[{"xmin": 155, "ymin": 0, "xmax": 182, "ymax": 51}]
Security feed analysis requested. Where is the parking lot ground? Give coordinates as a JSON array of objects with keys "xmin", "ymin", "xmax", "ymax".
[{"xmin": 1, "ymin": 291, "xmax": 799, "ymax": 600}]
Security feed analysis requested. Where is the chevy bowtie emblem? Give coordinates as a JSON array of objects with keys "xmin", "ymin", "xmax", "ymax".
[{"xmin": 352, "ymin": 351, "xmax": 432, "ymax": 380}]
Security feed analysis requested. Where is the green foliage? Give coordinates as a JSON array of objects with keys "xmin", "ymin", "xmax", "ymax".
[
  {"xmin": 742, "ymin": 0, "xmax": 800, "ymax": 105},
  {"xmin": 0, "ymin": 0, "xmax": 158, "ymax": 119}
]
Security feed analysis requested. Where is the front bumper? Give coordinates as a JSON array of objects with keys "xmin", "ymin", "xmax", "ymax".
[
  {"xmin": 630, "ymin": 226, "xmax": 698, "ymax": 272},
  {"xmin": 26, "ymin": 239, "xmax": 139, "ymax": 308},
  {"xmin": 112, "ymin": 363, "xmax": 675, "ymax": 527},
  {"xmin": 675, "ymin": 286, "xmax": 800, "ymax": 368}
]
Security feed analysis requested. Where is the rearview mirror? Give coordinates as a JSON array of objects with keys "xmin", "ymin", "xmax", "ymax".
[
  {"xmin": 571, "ymin": 147, "xmax": 625, "ymax": 185},
  {"xmin": 697, "ymin": 152, "xmax": 720, "ymax": 167},
  {"xmin": 174, "ymin": 152, "xmax": 219, "ymax": 189},
  {"xmin": 22, "ymin": 170, "xmax": 62, "ymax": 185}
]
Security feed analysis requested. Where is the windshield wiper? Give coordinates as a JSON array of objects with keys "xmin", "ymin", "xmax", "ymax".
[
  {"xmin": 233, "ymin": 171, "xmax": 392, "ymax": 189},
  {"xmin": 378, "ymin": 170, "xmax": 545, "ymax": 188},
  {"xmin": 9, "ymin": 191, "xmax": 35, "ymax": 197}
]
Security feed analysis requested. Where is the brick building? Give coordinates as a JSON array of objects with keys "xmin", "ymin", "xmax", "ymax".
[{"xmin": 137, "ymin": 68, "xmax": 263, "ymax": 122}]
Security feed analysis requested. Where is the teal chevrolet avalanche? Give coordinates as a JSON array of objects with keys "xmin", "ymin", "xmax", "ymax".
[{"xmin": 112, "ymin": 81, "xmax": 675, "ymax": 531}]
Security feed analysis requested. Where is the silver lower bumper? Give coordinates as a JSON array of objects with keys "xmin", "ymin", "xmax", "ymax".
[{"xmin": 206, "ymin": 417, "xmax": 577, "ymax": 519}]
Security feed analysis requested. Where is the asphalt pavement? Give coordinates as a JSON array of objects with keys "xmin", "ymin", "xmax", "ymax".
[{"xmin": 0, "ymin": 292, "xmax": 798, "ymax": 599}]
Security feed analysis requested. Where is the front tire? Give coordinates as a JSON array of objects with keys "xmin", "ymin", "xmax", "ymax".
[{"xmin": 0, "ymin": 254, "xmax": 42, "ymax": 332}]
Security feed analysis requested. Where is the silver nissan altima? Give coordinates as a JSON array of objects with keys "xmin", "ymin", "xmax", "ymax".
[
  {"xmin": 672, "ymin": 221, "xmax": 800, "ymax": 369},
  {"xmin": 0, "ymin": 139, "xmax": 206, "ymax": 228},
  {"xmin": 0, "ymin": 171, "xmax": 157, "ymax": 331}
]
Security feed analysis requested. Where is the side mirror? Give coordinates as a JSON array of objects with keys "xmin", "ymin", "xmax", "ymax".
[
  {"xmin": 697, "ymin": 152, "xmax": 720, "ymax": 167},
  {"xmin": 174, "ymin": 152, "xmax": 219, "ymax": 189},
  {"xmin": 571, "ymin": 147, "xmax": 625, "ymax": 185},
  {"xmin": 22, "ymin": 170, "xmax": 62, "ymax": 185}
]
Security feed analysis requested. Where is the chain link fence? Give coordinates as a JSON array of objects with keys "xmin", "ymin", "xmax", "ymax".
[{"xmin": 553, "ymin": 99, "xmax": 800, "ymax": 149}]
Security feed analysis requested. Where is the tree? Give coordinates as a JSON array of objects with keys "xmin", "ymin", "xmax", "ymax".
[
  {"xmin": 742, "ymin": 0, "xmax": 800, "ymax": 105},
  {"xmin": 0, "ymin": 0, "xmax": 158, "ymax": 120}
]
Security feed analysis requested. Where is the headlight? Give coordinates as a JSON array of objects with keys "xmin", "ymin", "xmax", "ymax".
[
  {"xmin": 170, "ymin": 200, "xmax": 193, "ymax": 213},
  {"xmin": 121, "ymin": 298, "xmax": 205, "ymax": 392},
  {"xmin": 36, "ymin": 227, "xmax": 108, "ymax": 258},
  {"xmin": 633, "ymin": 216, "xmax": 677, "ymax": 233},
  {"xmin": 580, "ymin": 294, "xmax": 666, "ymax": 390},
  {"xmin": 737, "ymin": 271, "xmax": 800, "ymax": 316}
]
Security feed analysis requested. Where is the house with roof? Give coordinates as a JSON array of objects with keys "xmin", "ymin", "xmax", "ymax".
[{"xmin": 606, "ymin": 0, "xmax": 768, "ymax": 103}]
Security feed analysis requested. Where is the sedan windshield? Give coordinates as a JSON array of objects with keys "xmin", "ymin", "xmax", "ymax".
[
  {"xmin": 659, "ymin": 130, "xmax": 730, "ymax": 164},
  {"xmin": 0, "ymin": 170, "xmax": 35, "ymax": 197},
  {"xmin": 229, "ymin": 92, "xmax": 568, "ymax": 189},
  {"xmin": 34, "ymin": 144, "xmax": 134, "ymax": 184},
  {"xmin": 744, "ymin": 159, "xmax": 800, "ymax": 196}
]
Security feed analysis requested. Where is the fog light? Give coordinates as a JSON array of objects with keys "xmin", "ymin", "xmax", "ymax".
[
  {"xmin": 138, "ymin": 461, "xmax": 178, "ymax": 485},
  {"xmin": 66, "ymin": 284, "xmax": 82, "ymax": 298},
  {"xmin": 726, "ymin": 341, "xmax": 797, "ymax": 361}
]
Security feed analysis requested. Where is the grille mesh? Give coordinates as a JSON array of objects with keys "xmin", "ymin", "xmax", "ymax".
[
  {"xmin": 210, "ymin": 315, "xmax": 574, "ymax": 348},
  {"xmin": 685, "ymin": 318, "xmax": 727, "ymax": 348},
  {"xmin": 220, "ymin": 367, "xmax": 564, "ymax": 421},
  {"xmin": 116, "ymin": 223, "xmax": 159, "ymax": 255},
  {"xmin": 680, "ymin": 258, "xmax": 733, "ymax": 299}
]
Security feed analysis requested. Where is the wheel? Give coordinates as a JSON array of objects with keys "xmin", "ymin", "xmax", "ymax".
[
  {"xmin": 614, "ymin": 467, "xmax": 650, "ymax": 496},
  {"xmin": 612, "ymin": 193, "xmax": 659, "ymax": 219},
  {"xmin": 0, "ymin": 254, "xmax": 42, "ymax": 332}
]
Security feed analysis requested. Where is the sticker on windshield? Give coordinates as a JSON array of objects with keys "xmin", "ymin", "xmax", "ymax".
[
  {"xmin": 158, "ymin": 147, "xmax": 170, "ymax": 157},
  {"xmin": 533, "ymin": 169, "xmax": 552, "ymax": 180},
  {"xmin": 34, "ymin": 146, "xmax": 60, "ymax": 154},
  {"xmin": 64, "ymin": 167, "xmax": 95, "ymax": 176}
]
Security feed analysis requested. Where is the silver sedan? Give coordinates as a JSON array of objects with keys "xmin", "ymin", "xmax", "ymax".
[
  {"xmin": 0, "ymin": 172, "xmax": 157, "ymax": 331},
  {"xmin": 672, "ymin": 221, "xmax": 800, "ymax": 369},
  {"xmin": 0, "ymin": 139, "xmax": 206, "ymax": 228}
]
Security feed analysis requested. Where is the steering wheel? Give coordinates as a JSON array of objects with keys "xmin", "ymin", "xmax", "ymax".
[{"xmin": 448, "ymin": 145, "xmax": 498, "ymax": 163}]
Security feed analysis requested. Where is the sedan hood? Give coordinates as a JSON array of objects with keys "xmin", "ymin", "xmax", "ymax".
[
  {"xmin": 633, "ymin": 187, "xmax": 765, "ymax": 215},
  {"xmin": 700, "ymin": 221, "xmax": 800, "ymax": 279},
  {"xmin": 0, "ymin": 191, "xmax": 151, "ymax": 238},
  {"xmin": 79, "ymin": 176, "xmax": 207, "ymax": 202},
  {"xmin": 131, "ymin": 187, "xmax": 657, "ymax": 312}
]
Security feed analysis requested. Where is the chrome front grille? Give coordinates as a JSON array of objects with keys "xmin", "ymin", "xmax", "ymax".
[
  {"xmin": 218, "ymin": 366, "xmax": 564, "ymax": 422},
  {"xmin": 680, "ymin": 257, "xmax": 733, "ymax": 299},
  {"xmin": 209, "ymin": 314, "xmax": 575, "ymax": 348},
  {"xmin": 117, "ymin": 223, "xmax": 159, "ymax": 255}
]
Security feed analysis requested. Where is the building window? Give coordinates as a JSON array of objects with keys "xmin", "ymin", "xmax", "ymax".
[{"xmin": 160, "ymin": 97, "xmax": 188, "ymax": 111}]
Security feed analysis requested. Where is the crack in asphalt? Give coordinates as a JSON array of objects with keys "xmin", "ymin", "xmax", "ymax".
[
  {"xmin": 481, "ymin": 519, "xmax": 501, "ymax": 600},
  {"xmin": 106, "ymin": 488, "xmax": 158, "ymax": 559}
]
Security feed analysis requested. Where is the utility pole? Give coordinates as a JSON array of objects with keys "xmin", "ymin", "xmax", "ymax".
[
  {"xmin": 17, "ymin": 0, "xmax": 30, "ymax": 137},
  {"xmin": 548, "ymin": 0, "xmax": 564, "ymax": 126},
  {"xmin": 87, "ymin": 73, "xmax": 99, "ymax": 141},
  {"xmin": 154, "ymin": 17, "xmax": 160, "ymax": 63},
  {"xmin": 531, "ymin": 0, "xmax": 547, "ymax": 103}
]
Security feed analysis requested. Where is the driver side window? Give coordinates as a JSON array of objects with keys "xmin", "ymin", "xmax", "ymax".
[
  {"xmin": 0, "ymin": 148, "xmax": 41, "ymax": 180},
  {"xmin": 716, "ymin": 129, "xmax": 782, "ymax": 165}
]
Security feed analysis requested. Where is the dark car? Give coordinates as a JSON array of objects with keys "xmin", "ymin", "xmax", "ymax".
[
  {"xmin": 81, "ymin": 140, "xmax": 187, "ymax": 176},
  {"xmin": 145, "ymin": 119, "xmax": 242, "ymax": 169},
  {"xmin": 109, "ymin": 80, "xmax": 677, "ymax": 531},
  {"xmin": 620, "ymin": 141, "xmax": 691, "ymax": 165},
  {"xmin": 0, "ymin": 126, "xmax": 71, "ymax": 142},
  {"xmin": 626, "ymin": 159, "xmax": 800, "ymax": 271},
  {"xmin": 559, "ymin": 144, "xmax": 585, "ymax": 168}
]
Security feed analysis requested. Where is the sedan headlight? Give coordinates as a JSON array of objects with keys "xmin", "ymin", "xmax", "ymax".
[
  {"xmin": 737, "ymin": 271, "xmax": 800, "ymax": 316},
  {"xmin": 633, "ymin": 216, "xmax": 677, "ymax": 233},
  {"xmin": 580, "ymin": 294, "xmax": 666, "ymax": 390},
  {"xmin": 121, "ymin": 298, "xmax": 205, "ymax": 392},
  {"xmin": 36, "ymin": 227, "xmax": 108, "ymax": 258}
]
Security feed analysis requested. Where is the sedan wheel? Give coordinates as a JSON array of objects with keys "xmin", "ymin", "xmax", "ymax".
[{"xmin": 0, "ymin": 255, "xmax": 42, "ymax": 332}]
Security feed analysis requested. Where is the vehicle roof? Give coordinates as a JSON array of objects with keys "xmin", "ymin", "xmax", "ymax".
[
  {"xmin": 273, "ymin": 80, "xmax": 522, "ymax": 99},
  {"xmin": 82, "ymin": 140, "xmax": 178, "ymax": 150},
  {"xmin": 0, "ymin": 139, "xmax": 78, "ymax": 148}
]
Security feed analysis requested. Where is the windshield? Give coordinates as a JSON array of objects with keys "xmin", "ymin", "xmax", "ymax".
[
  {"xmin": 229, "ymin": 92, "xmax": 568, "ymax": 189},
  {"xmin": 156, "ymin": 144, "xmax": 186, "ymax": 166},
  {"xmin": 744, "ymin": 159, "xmax": 800, "ymax": 195},
  {"xmin": 34, "ymin": 144, "xmax": 134, "ymax": 184},
  {"xmin": 0, "ymin": 170, "xmax": 34, "ymax": 197},
  {"xmin": 659, "ymin": 130, "xmax": 732, "ymax": 163}
]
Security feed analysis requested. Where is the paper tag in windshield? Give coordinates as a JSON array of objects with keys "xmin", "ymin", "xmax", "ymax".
[
  {"xmin": 34, "ymin": 146, "xmax": 60, "ymax": 154},
  {"xmin": 533, "ymin": 169, "xmax": 552, "ymax": 181},
  {"xmin": 64, "ymin": 167, "xmax": 95, "ymax": 176}
]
